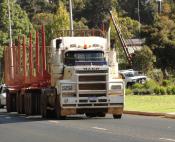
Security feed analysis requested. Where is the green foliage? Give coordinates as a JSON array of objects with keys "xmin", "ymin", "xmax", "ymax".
[
  {"xmin": 126, "ymin": 88, "xmax": 133, "ymax": 95},
  {"xmin": 118, "ymin": 0, "xmax": 157, "ymax": 25},
  {"xmin": 110, "ymin": 11, "xmax": 140, "ymax": 39},
  {"xmin": 132, "ymin": 46, "xmax": 155, "ymax": 73},
  {"xmin": 132, "ymin": 88, "xmax": 153, "ymax": 95},
  {"xmin": 159, "ymin": 87, "xmax": 166, "ymax": 95},
  {"xmin": 32, "ymin": 12, "xmax": 54, "ymax": 45},
  {"xmin": 32, "ymin": 3, "xmax": 70, "ymax": 44},
  {"xmin": 166, "ymin": 86, "xmax": 173, "ymax": 95},
  {"xmin": 52, "ymin": 3, "xmax": 70, "ymax": 37},
  {"xmin": 147, "ymin": 69, "xmax": 164, "ymax": 84},
  {"xmin": 162, "ymin": 80, "xmax": 171, "ymax": 87},
  {"xmin": 17, "ymin": 0, "xmax": 57, "ymax": 19},
  {"xmin": 132, "ymin": 83, "xmax": 144, "ymax": 89},
  {"xmin": 154, "ymin": 87, "xmax": 161, "ymax": 95},
  {"xmin": 83, "ymin": 0, "xmax": 113, "ymax": 29},
  {"xmin": 74, "ymin": 20, "xmax": 88, "ymax": 30},
  {"xmin": 144, "ymin": 79, "xmax": 159, "ymax": 90},
  {"xmin": 171, "ymin": 86, "xmax": 175, "ymax": 95},
  {"xmin": 0, "ymin": 0, "xmax": 33, "ymax": 57},
  {"xmin": 154, "ymin": 86, "xmax": 166, "ymax": 95}
]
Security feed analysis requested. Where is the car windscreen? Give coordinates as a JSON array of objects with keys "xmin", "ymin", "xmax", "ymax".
[
  {"xmin": 125, "ymin": 73, "xmax": 134, "ymax": 77},
  {"xmin": 64, "ymin": 51, "xmax": 106, "ymax": 66}
]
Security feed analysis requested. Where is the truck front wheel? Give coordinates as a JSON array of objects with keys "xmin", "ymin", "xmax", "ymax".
[{"xmin": 113, "ymin": 114, "xmax": 122, "ymax": 119}]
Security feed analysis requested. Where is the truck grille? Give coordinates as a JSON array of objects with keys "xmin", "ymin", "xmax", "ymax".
[
  {"xmin": 79, "ymin": 83, "xmax": 106, "ymax": 90},
  {"xmin": 77, "ymin": 73, "xmax": 107, "ymax": 97},
  {"xmin": 76, "ymin": 70, "xmax": 108, "ymax": 74},
  {"xmin": 79, "ymin": 75, "xmax": 106, "ymax": 81}
]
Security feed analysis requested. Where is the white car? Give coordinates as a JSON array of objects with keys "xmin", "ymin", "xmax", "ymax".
[
  {"xmin": 0, "ymin": 84, "xmax": 6, "ymax": 108},
  {"xmin": 119, "ymin": 69, "xmax": 147, "ymax": 87}
]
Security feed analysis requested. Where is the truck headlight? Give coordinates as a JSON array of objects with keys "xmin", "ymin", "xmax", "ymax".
[
  {"xmin": 62, "ymin": 85, "xmax": 73, "ymax": 91},
  {"xmin": 111, "ymin": 85, "xmax": 122, "ymax": 90},
  {"xmin": 109, "ymin": 84, "xmax": 123, "ymax": 95}
]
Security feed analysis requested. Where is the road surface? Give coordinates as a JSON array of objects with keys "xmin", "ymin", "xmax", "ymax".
[{"xmin": 0, "ymin": 109, "xmax": 175, "ymax": 142}]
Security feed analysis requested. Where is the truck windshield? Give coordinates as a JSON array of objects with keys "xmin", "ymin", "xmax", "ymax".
[{"xmin": 64, "ymin": 51, "xmax": 106, "ymax": 66}]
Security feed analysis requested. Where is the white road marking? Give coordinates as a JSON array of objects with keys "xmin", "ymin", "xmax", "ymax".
[
  {"xmin": 92, "ymin": 126, "xmax": 108, "ymax": 131},
  {"xmin": 48, "ymin": 120, "xmax": 60, "ymax": 124},
  {"xmin": 160, "ymin": 138, "xmax": 175, "ymax": 142}
]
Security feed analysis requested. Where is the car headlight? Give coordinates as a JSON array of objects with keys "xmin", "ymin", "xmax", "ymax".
[{"xmin": 1, "ymin": 93, "xmax": 6, "ymax": 98}]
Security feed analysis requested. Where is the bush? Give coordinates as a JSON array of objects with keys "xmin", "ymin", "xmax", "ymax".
[
  {"xmin": 162, "ymin": 80, "xmax": 171, "ymax": 87},
  {"xmin": 132, "ymin": 83, "xmax": 144, "ymax": 89},
  {"xmin": 166, "ymin": 86, "xmax": 172, "ymax": 95},
  {"xmin": 172, "ymin": 86, "xmax": 175, "ymax": 95},
  {"xmin": 154, "ymin": 87, "xmax": 161, "ymax": 95},
  {"xmin": 133, "ymin": 88, "xmax": 140, "ymax": 95},
  {"xmin": 126, "ymin": 88, "xmax": 133, "ymax": 95},
  {"xmin": 144, "ymin": 89, "xmax": 154, "ymax": 95},
  {"xmin": 144, "ymin": 80, "xmax": 159, "ymax": 89},
  {"xmin": 132, "ymin": 88, "xmax": 153, "ymax": 95},
  {"xmin": 159, "ymin": 87, "xmax": 166, "ymax": 95},
  {"xmin": 148, "ymin": 69, "xmax": 163, "ymax": 84}
]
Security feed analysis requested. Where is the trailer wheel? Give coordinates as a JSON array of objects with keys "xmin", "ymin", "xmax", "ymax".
[
  {"xmin": 6, "ymin": 92, "xmax": 17, "ymax": 112},
  {"xmin": 41, "ymin": 89, "xmax": 47, "ymax": 118},
  {"xmin": 0, "ymin": 100, "xmax": 2, "ymax": 108},
  {"xmin": 113, "ymin": 114, "xmax": 122, "ymax": 119},
  {"xmin": 6, "ymin": 93, "xmax": 11, "ymax": 112}
]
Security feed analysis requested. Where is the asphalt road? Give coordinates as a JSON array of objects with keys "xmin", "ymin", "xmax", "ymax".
[{"xmin": 0, "ymin": 109, "xmax": 175, "ymax": 142}]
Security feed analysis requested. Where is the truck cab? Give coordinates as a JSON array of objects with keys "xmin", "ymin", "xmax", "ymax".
[{"xmin": 48, "ymin": 33, "xmax": 125, "ymax": 119}]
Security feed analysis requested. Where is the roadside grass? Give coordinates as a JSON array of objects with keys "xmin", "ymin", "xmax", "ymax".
[{"xmin": 125, "ymin": 95, "xmax": 175, "ymax": 113}]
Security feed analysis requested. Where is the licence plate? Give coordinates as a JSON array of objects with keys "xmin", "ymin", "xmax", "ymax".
[{"xmin": 89, "ymin": 97, "xmax": 97, "ymax": 101}]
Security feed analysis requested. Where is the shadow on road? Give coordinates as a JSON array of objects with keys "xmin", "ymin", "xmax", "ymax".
[
  {"xmin": 0, "ymin": 109, "xmax": 44, "ymax": 125},
  {"xmin": 0, "ymin": 109, "xmax": 114, "ymax": 124}
]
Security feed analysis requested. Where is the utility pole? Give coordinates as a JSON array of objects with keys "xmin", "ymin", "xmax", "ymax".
[
  {"xmin": 7, "ymin": 0, "xmax": 12, "ymax": 47},
  {"xmin": 138, "ymin": 0, "xmax": 141, "ymax": 34},
  {"xmin": 157, "ymin": 0, "xmax": 162, "ymax": 14},
  {"xmin": 7, "ymin": 0, "xmax": 14, "ymax": 79},
  {"xmin": 69, "ymin": 0, "xmax": 74, "ymax": 36}
]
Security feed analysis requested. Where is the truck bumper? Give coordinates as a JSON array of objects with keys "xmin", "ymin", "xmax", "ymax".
[{"xmin": 60, "ymin": 106, "xmax": 124, "ymax": 116}]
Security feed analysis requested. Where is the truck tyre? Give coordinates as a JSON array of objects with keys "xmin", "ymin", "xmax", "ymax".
[
  {"xmin": 97, "ymin": 113, "xmax": 106, "ymax": 117},
  {"xmin": 55, "ymin": 94, "xmax": 66, "ymax": 120},
  {"xmin": 113, "ymin": 114, "xmax": 122, "ymax": 119},
  {"xmin": 85, "ymin": 113, "xmax": 96, "ymax": 118},
  {"xmin": 0, "ymin": 100, "xmax": 2, "ymax": 108},
  {"xmin": 41, "ymin": 89, "xmax": 47, "ymax": 118},
  {"xmin": 6, "ymin": 93, "xmax": 13, "ymax": 112},
  {"xmin": 6, "ymin": 93, "xmax": 16, "ymax": 112}
]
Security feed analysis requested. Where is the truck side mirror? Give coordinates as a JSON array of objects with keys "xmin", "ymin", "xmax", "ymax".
[{"xmin": 56, "ymin": 39, "xmax": 62, "ymax": 49}]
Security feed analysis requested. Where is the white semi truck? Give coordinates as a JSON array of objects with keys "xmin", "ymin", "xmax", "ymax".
[
  {"xmin": 48, "ymin": 30, "xmax": 125, "ymax": 119},
  {"xmin": 4, "ymin": 29, "xmax": 125, "ymax": 119}
]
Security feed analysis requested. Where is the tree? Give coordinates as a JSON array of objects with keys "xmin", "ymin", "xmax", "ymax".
[
  {"xmin": 83, "ymin": 0, "xmax": 114, "ymax": 29},
  {"xmin": 17, "ymin": 0, "xmax": 57, "ymax": 19},
  {"xmin": 132, "ymin": 46, "xmax": 155, "ymax": 73},
  {"xmin": 118, "ymin": 0, "xmax": 157, "ymax": 25},
  {"xmin": 51, "ymin": 3, "xmax": 70, "ymax": 37},
  {"xmin": 110, "ymin": 11, "xmax": 140, "ymax": 39},
  {"xmin": 0, "ymin": 0, "xmax": 33, "ymax": 50},
  {"xmin": 32, "ymin": 3, "xmax": 70, "ymax": 44},
  {"xmin": 32, "ymin": 13, "xmax": 54, "ymax": 45}
]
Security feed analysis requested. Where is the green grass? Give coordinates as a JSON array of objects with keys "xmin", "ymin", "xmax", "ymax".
[{"xmin": 125, "ymin": 95, "xmax": 175, "ymax": 113}]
